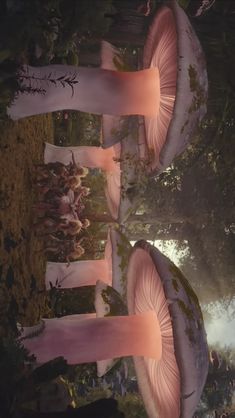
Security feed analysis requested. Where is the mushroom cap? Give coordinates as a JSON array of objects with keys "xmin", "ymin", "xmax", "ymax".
[
  {"xmin": 127, "ymin": 240, "xmax": 208, "ymax": 418},
  {"xmin": 143, "ymin": 0, "xmax": 208, "ymax": 173}
]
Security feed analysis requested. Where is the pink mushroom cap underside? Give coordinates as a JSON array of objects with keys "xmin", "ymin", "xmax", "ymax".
[
  {"xmin": 130, "ymin": 240, "xmax": 209, "ymax": 418},
  {"xmin": 143, "ymin": 1, "xmax": 208, "ymax": 174}
]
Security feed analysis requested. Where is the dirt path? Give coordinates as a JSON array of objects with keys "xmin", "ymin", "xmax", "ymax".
[{"xmin": 0, "ymin": 115, "xmax": 54, "ymax": 336}]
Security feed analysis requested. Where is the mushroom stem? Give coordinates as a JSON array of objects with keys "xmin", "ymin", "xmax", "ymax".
[
  {"xmin": 8, "ymin": 66, "xmax": 160, "ymax": 120},
  {"xmin": 22, "ymin": 311, "xmax": 162, "ymax": 364},
  {"xmin": 46, "ymin": 230, "xmax": 114, "ymax": 289},
  {"xmin": 44, "ymin": 143, "xmax": 118, "ymax": 172},
  {"xmin": 45, "ymin": 258, "xmax": 111, "ymax": 289}
]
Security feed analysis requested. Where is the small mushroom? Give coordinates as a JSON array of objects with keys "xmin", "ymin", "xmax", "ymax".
[
  {"xmin": 44, "ymin": 142, "xmax": 118, "ymax": 173},
  {"xmin": 45, "ymin": 227, "xmax": 131, "ymax": 299},
  {"xmin": 45, "ymin": 229, "xmax": 113, "ymax": 289}
]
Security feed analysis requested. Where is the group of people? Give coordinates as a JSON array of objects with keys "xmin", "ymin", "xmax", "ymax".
[{"xmin": 33, "ymin": 154, "xmax": 91, "ymax": 263}]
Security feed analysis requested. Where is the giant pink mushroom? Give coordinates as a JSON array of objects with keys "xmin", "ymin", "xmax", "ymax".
[
  {"xmin": 21, "ymin": 240, "xmax": 208, "ymax": 418},
  {"xmin": 8, "ymin": 1, "xmax": 207, "ymax": 173},
  {"xmin": 101, "ymin": 2, "xmax": 208, "ymax": 173}
]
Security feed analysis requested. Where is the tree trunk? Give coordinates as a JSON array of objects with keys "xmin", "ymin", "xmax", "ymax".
[
  {"xmin": 87, "ymin": 212, "xmax": 117, "ymax": 223},
  {"xmin": 105, "ymin": 1, "xmax": 151, "ymax": 47},
  {"xmin": 206, "ymin": 369, "xmax": 235, "ymax": 386},
  {"xmin": 79, "ymin": 48, "xmax": 101, "ymax": 67},
  {"xmin": 125, "ymin": 222, "xmax": 191, "ymax": 242},
  {"xmin": 126, "ymin": 212, "xmax": 192, "ymax": 224}
]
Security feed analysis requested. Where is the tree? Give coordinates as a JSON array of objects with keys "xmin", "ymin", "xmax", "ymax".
[{"xmin": 198, "ymin": 345, "xmax": 235, "ymax": 417}]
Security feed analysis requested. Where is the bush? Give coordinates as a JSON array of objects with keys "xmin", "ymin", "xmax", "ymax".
[{"xmin": 0, "ymin": 336, "xmax": 35, "ymax": 418}]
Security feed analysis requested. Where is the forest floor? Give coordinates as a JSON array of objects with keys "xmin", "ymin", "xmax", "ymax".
[{"xmin": 0, "ymin": 115, "xmax": 54, "ymax": 338}]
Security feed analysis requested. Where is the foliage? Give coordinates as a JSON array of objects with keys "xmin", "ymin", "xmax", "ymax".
[
  {"xmin": 197, "ymin": 344, "xmax": 235, "ymax": 417},
  {"xmin": 0, "ymin": 0, "xmax": 113, "ymax": 119},
  {"xmin": 57, "ymin": 0, "xmax": 113, "ymax": 45},
  {"xmin": 76, "ymin": 387, "xmax": 112, "ymax": 406},
  {"xmin": 0, "ymin": 61, "xmax": 22, "ymax": 121},
  {"xmin": 76, "ymin": 390, "xmax": 148, "ymax": 418},
  {"xmin": 48, "ymin": 286, "xmax": 95, "ymax": 317},
  {"xmin": 0, "ymin": 336, "xmax": 74, "ymax": 418},
  {"xmin": 0, "ymin": 336, "xmax": 35, "ymax": 418},
  {"xmin": 0, "ymin": 0, "xmax": 113, "ymax": 65},
  {"xmin": 117, "ymin": 393, "xmax": 148, "ymax": 418},
  {"xmin": 73, "ymin": 357, "xmax": 147, "ymax": 418},
  {"xmin": 53, "ymin": 111, "xmax": 101, "ymax": 147}
]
